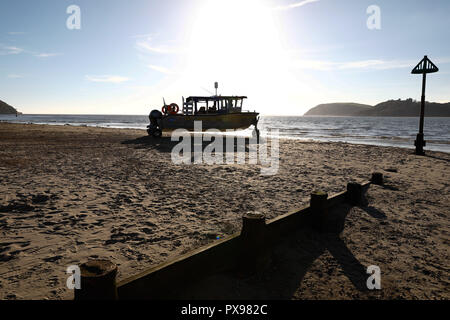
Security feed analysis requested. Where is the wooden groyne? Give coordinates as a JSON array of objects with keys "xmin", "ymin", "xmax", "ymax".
[{"xmin": 73, "ymin": 173, "xmax": 383, "ymax": 300}]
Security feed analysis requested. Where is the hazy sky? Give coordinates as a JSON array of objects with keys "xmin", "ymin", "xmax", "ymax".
[{"xmin": 1, "ymin": 0, "xmax": 449, "ymax": 115}]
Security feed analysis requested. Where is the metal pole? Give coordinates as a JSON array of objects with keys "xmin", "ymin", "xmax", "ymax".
[
  {"xmin": 415, "ymin": 71, "xmax": 426, "ymax": 155},
  {"xmin": 419, "ymin": 72, "xmax": 426, "ymax": 134}
]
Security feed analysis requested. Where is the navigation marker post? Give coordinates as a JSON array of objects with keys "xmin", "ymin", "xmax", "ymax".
[{"xmin": 411, "ymin": 55, "xmax": 439, "ymax": 155}]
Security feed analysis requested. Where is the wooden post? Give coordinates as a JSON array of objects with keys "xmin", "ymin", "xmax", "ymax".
[
  {"xmin": 346, "ymin": 182, "xmax": 363, "ymax": 205},
  {"xmin": 371, "ymin": 172, "xmax": 383, "ymax": 185},
  {"xmin": 74, "ymin": 259, "xmax": 118, "ymax": 300},
  {"xmin": 238, "ymin": 212, "xmax": 270, "ymax": 276},
  {"xmin": 310, "ymin": 191, "xmax": 328, "ymax": 232}
]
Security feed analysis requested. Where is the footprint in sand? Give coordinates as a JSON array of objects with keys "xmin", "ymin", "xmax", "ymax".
[
  {"xmin": 41, "ymin": 221, "xmax": 57, "ymax": 226},
  {"xmin": 143, "ymin": 221, "xmax": 157, "ymax": 227},
  {"xmin": 43, "ymin": 255, "xmax": 63, "ymax": 263},
  {"xmin": 141, "ymin": 227, "xmax": 153, "ymax": 234}
]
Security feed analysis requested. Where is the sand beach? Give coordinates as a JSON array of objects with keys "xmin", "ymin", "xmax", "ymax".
[{"xmin": 0, "ymin": 122, "xmax": 448, "ymax": 300}]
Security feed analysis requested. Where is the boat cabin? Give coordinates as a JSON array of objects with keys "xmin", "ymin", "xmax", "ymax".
[{"xmin": 182, "ymin": 96, "xmax": 247, "ymax": 115}]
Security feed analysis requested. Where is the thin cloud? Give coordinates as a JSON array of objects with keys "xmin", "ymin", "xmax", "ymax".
[
  {"xmin": 132, "ymin": 33, "xmax": 156, "ymax": 39},
  {"xmin": 35, "ymin": 53, "xmax": 61, "ymax": 58},
  {"xmin": 0, "ymin": 45, "xmax": 24, "ymax": 55},
  {"xmin": 135, "ymin": 36, "xmax": 182, "ymax": 55},
  {"xmin": 8, "ymin": 32, "xmax": 26, "ymax": 35},
  {"xmin": 0, "ymin": 45, "xmax": 61, "ymax": 58},
  {"xmin": 136, "ymin": 41, "xmax": 178, "ymax": 54},
  {"xmin": 147, "ymin": 64, "xmax": 174, "ymax": 74},
  {"xmin": 274, "ymin": 0, "xmax": 319, "ymax": 11},
  {"xmin": 292, "ymin": 58, "xmax": 421, "ymax": 71},
  {"xmin": 434, "ymin": 57, "xmax": 450, "ymax": 64},
  {"xmin": 85, "ymin": 75, "xmax": 130, "ymax": 83},
  {"xmin": 7, "ymin": 74, "xmax": 24, "ymax": 79}
]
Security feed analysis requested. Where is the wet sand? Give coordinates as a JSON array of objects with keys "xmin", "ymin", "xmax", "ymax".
[{"xmin": 0, "ymin": 122, "xmax": 448, "ymax": 299}]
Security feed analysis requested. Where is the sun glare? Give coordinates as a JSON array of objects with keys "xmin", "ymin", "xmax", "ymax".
[{"xmin": 177, "ymin": 0, "xmax": 305, "ymax": 113}]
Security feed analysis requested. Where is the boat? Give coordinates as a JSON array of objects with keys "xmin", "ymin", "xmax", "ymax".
[{"xmin": 147, "ymin": 83, "xmax": 260, "ymax": 139}]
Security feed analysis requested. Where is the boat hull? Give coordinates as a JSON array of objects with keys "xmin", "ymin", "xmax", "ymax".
[{"xmin": 160, "ymin": 112, "xmax": 259, "ymax": 132}]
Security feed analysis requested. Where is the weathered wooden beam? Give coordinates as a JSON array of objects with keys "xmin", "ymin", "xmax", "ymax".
[
  {"xmin": 371, "ymin": 172, "xmax": 383, "ymax": 185},
  {"xmin": 310, "ymin": 191, "xmax": 328, "ymax": 232},
  {"xmin": 74, "ymin": 259, "xmax": 118, "ymax": 300},
  {"xmin": 238, "ymin": 212, "xmax": 271, "ymax": 276},
  {"xmin": 117, "ymin": 233, "xmax": 241, "ymax": 299},
  {"xmin": 346, "ymin": 182, "xmax": 363, "ymax": 206}
]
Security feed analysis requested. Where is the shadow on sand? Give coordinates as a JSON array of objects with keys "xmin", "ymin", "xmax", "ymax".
[
  {"xmin": 174, "ymin": 189, "xmax": 376, "ymax": 299},
  {"xmin": 424, "ymin": 153, "xmax": 450, "ymax": 163},
  {"xmin": 122, "ymin": 135, "xmax": 257, "ymax": 154}
]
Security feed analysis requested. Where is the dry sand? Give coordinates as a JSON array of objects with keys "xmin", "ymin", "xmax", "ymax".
[{"xmin": 0, "ymin": 122, "xmax": 448, "ymax": 300}]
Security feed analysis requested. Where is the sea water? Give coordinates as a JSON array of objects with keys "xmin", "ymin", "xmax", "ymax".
[{"xmin": 1, "ymin": 114, "xmax": 449, "ymax": 153}]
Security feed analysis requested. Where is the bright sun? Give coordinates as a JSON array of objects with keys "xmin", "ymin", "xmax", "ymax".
[{"xmin": 176, "ymin": 0, "xmax": 304, "ymax": 113}]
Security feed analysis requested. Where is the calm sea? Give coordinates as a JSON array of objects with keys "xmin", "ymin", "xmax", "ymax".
[{"xmin": 1, "ymin": 114, "xmax": 449, "ymax": 153}]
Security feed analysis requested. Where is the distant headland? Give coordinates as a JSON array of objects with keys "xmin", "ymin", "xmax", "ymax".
[
  {"xmin": 304, "ymin": 98, "xmax": 450, "ymax": 117},
  {"xmin": 0, "ymin": 100, "xmax": 21, "ymax": 114}
]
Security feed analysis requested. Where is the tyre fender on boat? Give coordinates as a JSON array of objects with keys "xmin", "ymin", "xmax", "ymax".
[{"xmin": 168, "ymin": 103, "xmax": 179, "ymax": 114}]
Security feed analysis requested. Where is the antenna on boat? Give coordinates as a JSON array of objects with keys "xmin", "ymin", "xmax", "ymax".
[
  {"xmin": 201, "ymin": 87, "xmax": 214, "ymax": 95},
  {"xmin": 214, "ymin": 82, "xmax": 218, "ymax": 96},
  {"xmin": 163, "ymin": 97, "xmax": 166, "ymax": 106}
]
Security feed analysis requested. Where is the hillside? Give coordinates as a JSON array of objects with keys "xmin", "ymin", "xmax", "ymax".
[
  {"xmin": 304, "ymin": 99, "xmax": 450, "ymax": 117},
  {"xmin": 304, "ymin": 103, "xmax": 372, "ymax": 116},
  {"xmin": 365, "ymin": 99, "xmax": 450, "ymax": 117},
  {"xmin": 0, "ymin": 100, "xmax": 20, "ymax": 114}
]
